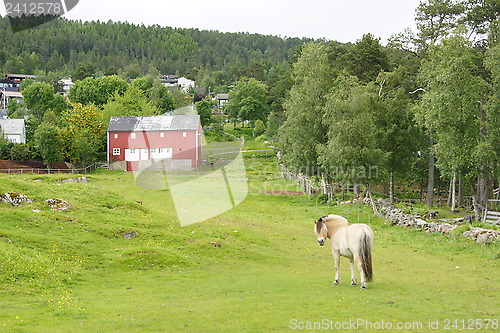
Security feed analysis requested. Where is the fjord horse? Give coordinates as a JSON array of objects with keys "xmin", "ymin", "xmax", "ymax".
[{"xmin": 314, "ymin": 215, "xmax": 374, "ymax": 289}]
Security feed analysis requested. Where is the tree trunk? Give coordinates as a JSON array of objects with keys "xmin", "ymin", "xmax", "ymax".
[
  {"xmin": 426, "ymin": 136, "xmax": 435, "ymax": 207},
  {"xmin": 389, "ymin": 170, "xmax": 395, "ymax": 205},
  {"xmin": 457, "ymin": 176, "xmax": 463, "ymax": 207},
  {"xmin": 450, "ymin": 174, "xmax": 457, "ymax": 213},
  {"xmin": 353, "ymin": 183, "xmax": 360, "ymax": 199},
  {"xmin": 447, "ymin": 179, "xmax": 452, "ymax": 208},
  {"xmin": 477, "ymin": 98, "xmax": 488, "ymax": 216}
]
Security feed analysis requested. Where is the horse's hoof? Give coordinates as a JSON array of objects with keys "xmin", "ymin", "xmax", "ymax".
[
  {"xmin": 360, "ymin": 285, "xmax": 367, "ymax": 290},
  {"xmin": 333, "ymin": 280, "xmax": 339, "ymax": 286},
  {"xmin": 351, "ymin": 280, "xmax": 357, "ymax": 286}
]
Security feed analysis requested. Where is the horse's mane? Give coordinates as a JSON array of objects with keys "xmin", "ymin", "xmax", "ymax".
[
  {"xmin": 317, "ymin": 215, "xmax": 349, "ymax": 228},
  {"xmin": 315, "ymin": 216, "xmax": 328, "ymax": 234}
]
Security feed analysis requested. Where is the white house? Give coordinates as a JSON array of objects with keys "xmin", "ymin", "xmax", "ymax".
[
  {"xmin": 59, "ymin": 78, "xmax": 75, "ymax": 96},
  {"xmin": 0, "ymin": 119, "xmax": 26, "ymax": 143},
  {"xmin": 178, "ymin": 77, "xmax": 195, "ymax": 92}
]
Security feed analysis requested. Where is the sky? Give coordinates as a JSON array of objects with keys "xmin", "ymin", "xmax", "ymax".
[{"xmin": 1, "ymin": 0, "xmax": 422, "ymax": 44}]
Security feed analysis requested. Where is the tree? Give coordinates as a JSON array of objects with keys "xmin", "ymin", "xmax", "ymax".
[
  {"xmin": 101, "ymin": 86, "xmax": 160, "ymax": 125},
  {"xmin": 414, "ymin": 32, "xmax": 490, "ymax": 212},
  {"xmin": 131, "ymin": 76, "xmax": 175, "ymax": 113},
  {"xmin": 195, "ymin": 99, "xmax": 213, "ymax": 127},
  {"xmin": 34, "ymin": 122, "xmax": 64, "ymax": 168},
  {"xmin": 266, "ymin": 69, "xmax": 293, "ymax": 139},
  {"xmin": 277, "ymin": 42, "xmax": 333, "ymax": 174},
  {"xmin": 60, "ymin": 103, "xmax": 106, "ymax": 166},
  {"xmin": 226, "ymin": 77, "xmax": 270, "ymax": 123},
  {"xmin": 72, "ymin": 64, "xmax": 97, "ymax": 81},
  {"xmin": 318, "ymin": 75, "xmax": 386, "ymax": 187},
  {"xmin": 375, "ymin": 68, "xmax": 426, "ymax": 203},
  {"xmin": 462, "ymin": 0, "xmax": 500, "ymax": 36},
  {"xmin": 21, "ymin": 82, "xmax": 68, "ymax": 121},
  {"xmin": 343, "ymin": 33, "xmax": 391, "ymax": 83},
  {"xmin": 415, "ymin": 0, "xmax": 465, "ymax": 46},
  {"xmin": 69, "ymin": 75, "xmax": 128, "ymax": 107},
  {"xmin": 389, "ymin": 0, "xmax": 467, "ymax": 207},
  {"xmin": 253, "ymin": 119, "xmax": 266, "ymax": 137}
]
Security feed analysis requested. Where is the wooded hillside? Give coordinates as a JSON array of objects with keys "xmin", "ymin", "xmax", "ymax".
[{"xmin": 0, "ymin": 16, "xmax": 312, "ymax": 80}]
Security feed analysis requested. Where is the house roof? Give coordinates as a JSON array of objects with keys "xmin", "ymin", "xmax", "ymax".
[
  {"xmin": 1, "ymin": 91, "xmax": 23, "ymax": 98},
  {"xmin": 6, "ymin": 74, "xmax": 36, "ymax": 80},
  {"xmin": 108, "ymin": 115, "xmax": 200, "ymax": 132},
  {"xmin": 0, "ymin": 79, "xmax": 15, "ymax": 85},
  {"xmin": 0, "ymin": 119, "xmax": 25, "ymax": 134},
  {"xmin": 216, "ymin": 93, "xmax": 229, "ymax": 100}
]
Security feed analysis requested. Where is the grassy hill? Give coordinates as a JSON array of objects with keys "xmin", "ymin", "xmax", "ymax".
[{"xmin": 0, "ymin": 143, "xmax": 498, "ymax": 332}]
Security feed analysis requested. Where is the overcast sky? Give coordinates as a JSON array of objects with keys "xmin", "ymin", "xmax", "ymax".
[{"xmin": 2, "ymin": 0, "xmax": 422, "ymax": 43}]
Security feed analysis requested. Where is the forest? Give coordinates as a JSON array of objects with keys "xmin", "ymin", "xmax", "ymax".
[{"xmin": 0, "ymin": 15, "xmax": 310, "ymax": 87}]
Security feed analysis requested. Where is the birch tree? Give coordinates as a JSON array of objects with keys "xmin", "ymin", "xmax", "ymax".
[{"xmin": 415, "ymin": 32, "xmax": 490, "ymax": 212}]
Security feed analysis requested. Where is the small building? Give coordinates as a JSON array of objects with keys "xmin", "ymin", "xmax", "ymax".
[
  {"xmin": 0, "ymin": 78, "xmax": 18, "ymax": 90},
  {"xmin": 59, "ymin": 78, "xmax": 75, "ymax": 96},
  {"xmin": 5, "ymin": 74, "xmax": 36, "ymax": 85},
  {"xmin": 0, "ymin": 118, "xmax": 26, "ymax": 143},
  {"xmin": 160, "ymin": 75, "xmax": 179, "ymax": 87},
  {"xmin": 0, "ymin": 90, "xmax": 23, "ymax": 109},
  {"xmin": 216, "ymin": 93, "xmax": 229, "ymax": 107},
  {"xmin": 178, "ymin": 77, "xmax": 195, "ymax": 92},
  {"xmin": 107, "ymin": 115, "xmax": 202, "ymax": 172}
]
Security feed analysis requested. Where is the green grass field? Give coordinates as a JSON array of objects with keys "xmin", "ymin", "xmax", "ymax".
[{"xmin": 0, "ymin": 144, "xmax": 498, "ymax": 332}]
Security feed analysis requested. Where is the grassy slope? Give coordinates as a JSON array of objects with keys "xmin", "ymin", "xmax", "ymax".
[{"xmin": 0, "ymin": 145, "xmax": 498, "ymax": 332}]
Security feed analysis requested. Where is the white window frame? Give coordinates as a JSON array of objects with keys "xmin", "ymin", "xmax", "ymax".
[
  {"xmin": 113, "ymin": 148, "xmax": 120, "ymax": 156},
  {"xmin": 131, "ymin": 133, "xmax": 136, "ymax": 139},
  {"xmin": 160, "ymin": 132, "xmax": 165, "ymax": 138},
  {"xmin": 114, "ymin": 133, "xmax": 118, "ymax": 139},
  {"xmin": 183, "ymin": 132, "xmax": 187, "ymax": 138}
]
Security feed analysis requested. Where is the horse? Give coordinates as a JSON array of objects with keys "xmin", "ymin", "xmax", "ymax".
[{"xmin": 314, "ymin": 214, "xmax": 374, "ymax": 289}]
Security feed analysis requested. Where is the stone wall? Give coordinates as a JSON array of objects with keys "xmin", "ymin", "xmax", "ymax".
[{"xmin": 364, "ymin": 196, "xmax": 499, "ymax": 244}]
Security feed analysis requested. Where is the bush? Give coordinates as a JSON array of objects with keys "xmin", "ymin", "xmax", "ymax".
[
  {"xmin": 255, "ymin": 134, "xmax": 268, "ymax": 142},
  {"xmin": 253, "ymin": 120, "xmax": 265, "ymax": 137}
]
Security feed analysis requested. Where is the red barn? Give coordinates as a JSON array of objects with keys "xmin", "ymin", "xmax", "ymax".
[{"xmin": 107, "ymin": 115, "xmax": 202, "ymax": 172}]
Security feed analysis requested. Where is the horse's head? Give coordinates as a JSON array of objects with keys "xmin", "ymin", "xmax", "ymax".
[{"xmin": 314, "ymin": 218, "xmax": 328, "ymax": 246}]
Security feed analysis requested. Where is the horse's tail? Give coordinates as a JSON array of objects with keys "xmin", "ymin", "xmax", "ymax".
[{"xmin": 360, "ymin": 229, "xmax": 373, "ymax": 282}]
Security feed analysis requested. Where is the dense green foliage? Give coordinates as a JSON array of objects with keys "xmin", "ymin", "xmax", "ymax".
[
  {"xmin": 0, "ymin": 16, "xmax": 310, "ymax": 82},
  {"xmin": 276, "ymin": 0, "xmax": 499, "ymax": 207}
]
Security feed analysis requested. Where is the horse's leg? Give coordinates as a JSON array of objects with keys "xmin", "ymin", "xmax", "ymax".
[
  {"xmin": 354, "ymin": 253, "xmax": 367, "ymax": 289},
  {"xmin": 349, "ymin": 259, "xmax": 357, "ymax": 286},
  {"xmin": 332, "ymin": 250, "xmax": 340, "ymax": 285}
]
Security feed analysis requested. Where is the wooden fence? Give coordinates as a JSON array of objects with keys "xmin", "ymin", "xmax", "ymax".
[
  {"xmin": 0, "ymin": 162, "xmax": 108, "ymax": 174},
  {"xmin": 280, "ymin": 164, "xmax": 498, "ymax": 209}
]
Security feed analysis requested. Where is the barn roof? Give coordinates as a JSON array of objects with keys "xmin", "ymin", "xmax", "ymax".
[{"xmin": 107, "ymin": 115, "xmax": 200, "ymax": 132}]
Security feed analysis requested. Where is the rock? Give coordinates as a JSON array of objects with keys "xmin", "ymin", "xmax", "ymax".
[
  {"xmin": 124, "ymin": 232, "xmax": 138, "ymax": 239},
  {"xmin": 425, "ymin": 211, "xmax": 439, "ymax": 218},
  {"xmin": 1, "ymin": 192, "xmax": 32, "ymax": 206},
  {"xmin": 46, "ymin": 198, "xmax": 71, "ymax": 211},
  {"xmin": 462, "ymin": 231, "xmax": 472, "ymax": 238},
  {"xmin": 476, "ymin": 233, "xmax": 491, "ymax": 244},
  {"xmin": 415, "ymin": 219, "xmax": 427, "ymax": 228},
  {"xmin": 61, "ymin": 177, "xmax": 88, "ymax": 184}
]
